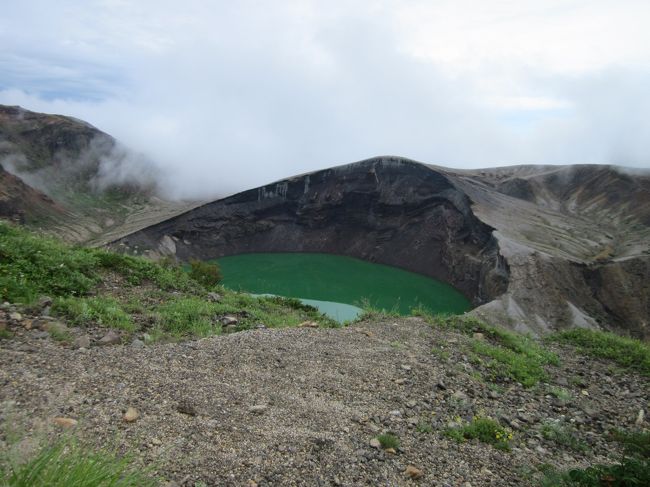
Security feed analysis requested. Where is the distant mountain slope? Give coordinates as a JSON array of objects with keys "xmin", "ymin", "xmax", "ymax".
[
  {"xmin": 0, "ymin": 105, "xmax": 198, "ymax": 243},
  {"xmin": 0, "ymin": 163, "xmax": 65, "ymax": 224},
  {"xmin": 111, "ymin": 157, "xmax": 650, "ymax": 338}
]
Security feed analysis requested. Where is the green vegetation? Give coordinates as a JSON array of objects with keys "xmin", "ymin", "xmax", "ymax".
[
  {"xmin": 540, "ymin": 430, "xmax": 650, "ymax": 486},
  {"xmin": 421, "ymin": 315, "xmax": 559, "ymax": 387},
  {"xmin": 53, "ymin": 297, "xmax": 135, "ymax": 331},
  {"xmin": 0, "ymin": 222, "xmax": 99, "ymax": 302},
  {"xmin": 548, "ymin": 385, "xmax": 572, "ymax": 403},
  {"xmin": 549, "ymin": 328, "xmax": 650, "ymax": 377},
  {"xmin": 188, "ymin": 259, "xmax": 222, "ymax": 287},
  {"xmin": 0, "ymin": 221, "xmax": 336, "ymax": 341},
  {"xmin": 0, "ymin": 436, "xmax": 155, "ymax": 487},
  {"xmin": 0, "ymin": 221, "xmax": 200, "ymax": 304},
  {"xmin": 376, "ymin": 433, "xmax": 400, "ymax": 450},
  {"xmin": 416, "ymin": 422, "xmax": 433, "ymax": 434},
  {"xmin": 540, "ymin": 420, "xmax": 588, "ymax": 452},
  {"xmin": 444, "ymin": 416, "xmax": 513, "ymax": 451}
]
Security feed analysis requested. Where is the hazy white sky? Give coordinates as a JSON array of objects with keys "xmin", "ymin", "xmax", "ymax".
[{"xmin": 1, "ymin": 0, "xmax": 649, "ymax": 198}]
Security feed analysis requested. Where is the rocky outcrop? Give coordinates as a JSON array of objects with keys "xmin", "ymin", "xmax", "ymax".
[
  {"xmin": 114, "ymin": 158, "xmax": 508, "ymax": 305},
  {"xmin": 113, "ymin": 158, "xmax": 649, "ymax": 339}
]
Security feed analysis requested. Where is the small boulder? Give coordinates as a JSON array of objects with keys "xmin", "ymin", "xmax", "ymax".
[
  {"xmin": 131, "ymin": 339, "xmax": 145, "ymax": 349},
  {"xmin": 405, "ymin": 465, "xmax": 424, "ymax": 480},
  {"xmin": 473, "ymin": 332, "xmax": 485, "ymax": 340},
  {"xmin": 98, "ymin": 330, "xmax": 121, "ymax": 346},
  {"xmin": 53, "ymin": 417, "xmax": 78, "ymax": 428},
  {"xmin": 298, "ymin": 321, "xmax": 319, "ymax": 328},
  {"xmin": 221, "ymin": 315, "xmax": 238, "ymax": 326},
  {"xmin": 9, "ymin": 312, "xmax": 22, "ymax": 321},
  {"xmin": 73, "ymin": 335, "xmax": 91, "ymax": 349},
  {"xmin": 123, "ymin": 407, "xmax": 139, "ymax": 422},
  {"xmin": 249, "ymin": 405, "xmax": 267, "ymax": 414},
  {"xmin": 636, "ymin": 409, "xmax": 645, "ymax": 426},
  {"xmin": 177, "ymin": 400, "xmax": 197, "ymax": 416},
  {"xmin": 41, "ymin": 321, "xmax": 68, "ymax": 334},
  {"xmin": 369, "ymin": 438, "xmax": 381, "ymax": 449},
  {"xmin": 207, "ymin": 292, "xmax": 222, "ymax": 303}
]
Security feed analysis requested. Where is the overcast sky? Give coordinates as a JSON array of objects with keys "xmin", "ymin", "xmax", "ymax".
[{"xmin": 1, "ymin": 0, "xmax": 649, "ymax": 198}]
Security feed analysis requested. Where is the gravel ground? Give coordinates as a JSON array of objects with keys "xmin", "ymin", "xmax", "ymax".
[{"xmin": 1, "ymin": 313, "xmax": 648, "ymax": 486}]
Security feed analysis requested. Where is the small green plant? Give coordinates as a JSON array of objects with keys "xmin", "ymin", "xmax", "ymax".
[
  {"xmin": 540, "ymin": 430, "xmax": 650, "ymax": 485},
  {"xmin": 416, "ymin": 421, "xmax": 433, "ymax": 433},
  {"xmin": 0, "ymin": 436, "xmax": 155, "ymax": 486},
  {"xmin": 431, "ymin": 346, "xmax": 450, "ymax": 361},
  {"xmin": 53, "ymin": 297, "xmax": 135, "ymax": 331},
  {"xmin": 548, "ymin": 385, "xmax": 572, "ymax": 403},
  {"xmin": 354, "ymin": 299, "xmax": 400, "ymax": 321},
  {"xmin": 540, "ymin": 420, "xmax": 588, "ymax": 452},
  {"xmin": 154, "ymin": 297, "xmax": 220, "ymax": 336},
  {"xmin": 444, "ymin": 416, "xmax": 513, "ymax": 451},
  {"xmin": 550, "ymin": 328, "xmax": 650, "ymax": 376},
  {"xmin": 377, "ymin": 433, "xmax": 400, "ymax": 450},
  {"xmin": 188, "ymin": 259, "xmax": 222, "ymax": 288}
]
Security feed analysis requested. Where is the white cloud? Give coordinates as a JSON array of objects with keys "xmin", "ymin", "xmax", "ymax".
[{"xmin": 0, "ymin": 0, "xmax": 649, "ymax": 199}]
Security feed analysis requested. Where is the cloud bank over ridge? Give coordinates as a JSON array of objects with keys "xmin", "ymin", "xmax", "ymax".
[{"xmin": 1, "ymin": 0, "xmax": 649, "ymax": 199}]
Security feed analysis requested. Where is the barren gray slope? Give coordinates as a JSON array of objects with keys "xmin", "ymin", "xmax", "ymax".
[{"xmin": 2, "ymin": 319, "xmax": 648, "ymax": 486}]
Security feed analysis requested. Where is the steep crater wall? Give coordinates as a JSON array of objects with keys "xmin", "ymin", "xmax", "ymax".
[{"xmin": 114, "ymin": 158, "xmax": 509, "ymax": 305}]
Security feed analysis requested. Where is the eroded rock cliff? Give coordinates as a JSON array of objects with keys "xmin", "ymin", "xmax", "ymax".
[{"xmin": 112, "ymin": 157, "xmax": 650, "ymax": 339}]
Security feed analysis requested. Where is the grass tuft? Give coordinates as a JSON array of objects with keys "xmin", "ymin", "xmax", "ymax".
[
  {"xmin": 541, "ymin": 420, "xmax": 589, "ymax": 452},
  {"xmin": 423, "ymin": 315, "xmax": 559, "ymax": 387},
  {"xmin": 376, "ymin": 433, "xmax": 400, "ymax": 450},
  {"xmin": 444, "ymin": 416, "xmax": 513, "ymax": 451},
  {"xmin": 549, "ymin": 328, "xmax": 650, "ymax": 377},
  {"xmin": 0, "ymin": 436, "xmax": 155, "ymax": 487},
  {"xmin": 53, "ymin": 297, "xmax": 135, "ymax": 331}
]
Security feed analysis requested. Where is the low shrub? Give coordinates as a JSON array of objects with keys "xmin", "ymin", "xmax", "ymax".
[
  {"xmin": 444, "ymin": 416, "xmax": 513, "ymax": 451},
  {"xmin": 188, "ymin": 259, "xmax": 222, "ymax": 288}
]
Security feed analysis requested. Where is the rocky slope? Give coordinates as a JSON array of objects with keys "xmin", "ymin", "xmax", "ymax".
[
  {"xmin": 112, "ymin": 157, "xmax": 650, "ymax": 339},
  {"xmin": 1, "ymin": 308, "xmax": 648, "ymax": 486},
  {"xmin": 0, "ymin": 105, "xmax": 196, "ymax": 243}
]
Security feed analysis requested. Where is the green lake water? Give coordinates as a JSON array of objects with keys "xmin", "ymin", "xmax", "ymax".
[{"xmin": 215, "ymin": 253, "xmax": 471, "ymax": 321}]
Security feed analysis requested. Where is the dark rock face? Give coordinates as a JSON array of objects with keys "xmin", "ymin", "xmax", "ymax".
[
  {"xmin": 117, "ymin": 158, "xmax": 508, "ymax": 305},
  {"xmin": 112, "ymin": 158, "xmax": 650, "ymax": 339}
]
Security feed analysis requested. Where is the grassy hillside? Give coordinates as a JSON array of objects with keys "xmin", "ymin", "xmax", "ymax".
[{"xmin": 0, "ymin": 221, "xmax": 336, "ymax": 342}]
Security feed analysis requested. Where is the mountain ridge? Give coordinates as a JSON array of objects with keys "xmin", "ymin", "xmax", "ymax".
[{"xmin": 111, "ymin": 156, "xmax": 650, "ymax": 339}]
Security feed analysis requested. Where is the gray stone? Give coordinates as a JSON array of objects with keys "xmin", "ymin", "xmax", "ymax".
[
  {"xmin": 221, "ymin": 315, "xmax": 239, "ymax": 326},
  {"xmin": 98, "ymin": 330, "xmax": 121, "ymax": 346},
  {"xmin": 73, "ymin": 335, "xmax": 91, "ymax": 349},
  {"xmin": 207, "ymin": 292, "xmax": 222, "ymax": 302},
  {"xmin": 131, "ymin": 339, "xmax": 145, "ymax": 349}
]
